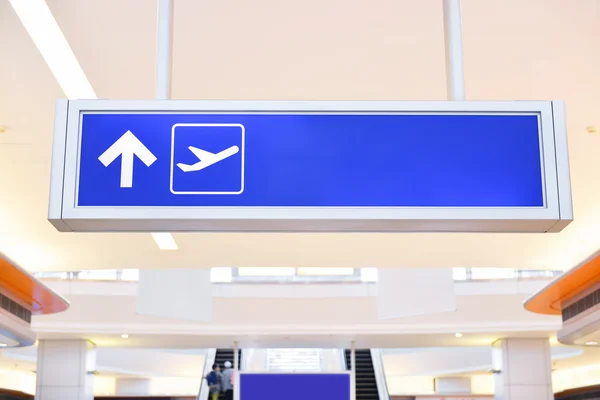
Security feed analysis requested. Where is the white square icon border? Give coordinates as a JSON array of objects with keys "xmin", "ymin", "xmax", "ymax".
[{"xmin": 169, "ymin": 123, "xmax": 245, "ymax": 195}]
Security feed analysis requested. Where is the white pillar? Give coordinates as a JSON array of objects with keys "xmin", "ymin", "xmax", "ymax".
[
  {"xmin": 35, "ymin": 340, "xmax": 96, "ymax": 400},
  {"xmin": 115, "ymin": 378, "xmax": 151, "ymax": 396},
  {"xmin": 492, "ymin": 338, "xmax": 553, "ymax": 400}
]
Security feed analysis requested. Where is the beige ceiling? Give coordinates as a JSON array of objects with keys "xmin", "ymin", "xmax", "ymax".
[{"xmin": 1, "ymin": 0, "xmax": 600, "ymax": 272}]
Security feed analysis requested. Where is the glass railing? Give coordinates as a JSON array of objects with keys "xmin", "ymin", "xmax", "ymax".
[{"xmin": 32, "ymin": 267, "xmax": 563, "ymax": 283}]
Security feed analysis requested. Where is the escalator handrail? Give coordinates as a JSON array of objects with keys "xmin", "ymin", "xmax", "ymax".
[
  {"xmin": 240, "ymin": 349, "xmax": 247, "ymax": 371},
  {"xmin": 341, "ymin": 349, "xmax": 348, "ymax": 370},
  {"xmin": 197, "ymin": 348, "xmax": 217, "ymax": 400},
  {"xmin": 370, "ymin": 348, "xmax": 391, "ymax": 400}
]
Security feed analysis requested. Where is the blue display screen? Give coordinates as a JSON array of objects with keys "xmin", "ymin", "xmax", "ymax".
[
  {"xmin": 239, "ymin": 373, "xmax": 351, "ymax": 400},
  {"xmin": 77, "ymin": 112, "xmax": 544, "ymax": 207}
]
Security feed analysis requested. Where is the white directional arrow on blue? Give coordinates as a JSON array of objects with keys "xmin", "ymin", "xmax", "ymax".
[{"xmin": 98, "ymin": 130, "xmax": 157, "ymax": 188}]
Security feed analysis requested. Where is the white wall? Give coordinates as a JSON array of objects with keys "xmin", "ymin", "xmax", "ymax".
[
  {"xmin": 31, "ymin": 280, "xmax": 561, "ymax": 342},
  {"xmin": 94, "ymin": 376, "xmax": 116, "ymax": 396},
  {"xmin": 0, "ymin": 371, "xmax": 200, "ymax": 397},
  {"xmin": 387, "ymin": 376, "xmax": 434, "ymax": 395},
  {"xmin": 434, "ymin": 377, "xmax": 471, "ymax": 394},
  {"xmin": 385, "ymin": 363, "xmax": 600, "ymax": 396},
  {"xmin": 553, "ymin": 364, "xmax": 600, "ymax": 393},
  {"xmin": 384, "ymin": 347, "xmax": 492, "ymax": 376},
  {"xmin": 3, "ymin": 347, "xmax": 206, "ymax": 381},
  {"xmin": 3, "ymin": 351, "xmax": 600, "ymax": 396},
  {"xmin": 383, "ymin": 346, "xmax": 581, "ymax": 377},
  {"xmin": 94, "ymin": 349, "xmax": 205, "ymax": 378},
  {"xmin": 386, "ymin": 374, "xmax": 495, "ymax": 396},
  {"xmin": 149, "ymin": 377, "xmax": 202, "ymax": 396},
  {"xmin": 0, "ymin": 368, "xmax": 36, "ymax": 394},
  {"xmin": 471, "ymin": 375, "xmax": 495, "ymax": 394},
  {"xmin": 115, "ymin": 378, "xmax": 150, "ymax": 396},
  {"xmin": 321, "ymin": 349, "xmax": 345, "ymax": 372},
  {"xmin": 243, "ymin": 349, "xmax": 268, "ymax": 371}
]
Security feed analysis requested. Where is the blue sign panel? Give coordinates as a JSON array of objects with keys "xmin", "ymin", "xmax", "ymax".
[
  {"xmin": 239, "ymin": 373, "xmax": 351, "ymax": 400},
  {"xmin": 77, "ymin": 113, "xmax": 543, "ymax": 208}
]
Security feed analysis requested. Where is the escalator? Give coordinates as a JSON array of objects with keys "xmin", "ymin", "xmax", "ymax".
[
  {"xmin": 214, "ymin": 348, "xmax": 242, "ymax": 370},
  {"xmin": 207, "ymin": 349, "xmax": 242, "ymax": 400},
  {"xmin": 345, "ymin": 349, "xmax": 380, "ymax": 400}
]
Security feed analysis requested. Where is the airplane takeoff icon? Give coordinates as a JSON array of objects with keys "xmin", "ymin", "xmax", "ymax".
[{"xmin": 177, "ymin": 145, "xmax": 240, "ymax": 172}]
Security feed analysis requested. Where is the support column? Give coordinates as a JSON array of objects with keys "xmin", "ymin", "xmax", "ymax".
[
  {"xmin": 155, "ymin": 0, "xmax": 173, "ymax": 100},
  {"xmin": 35, "ymin": 340, "xmax": 96, "ymax": 400},
  {"xmin": 443, "ymin": 0, "xmax": 466, "ymax": 101},
  {"xmin": 492, "ymin": 338, "xmax": 553, "ymax": 400}
]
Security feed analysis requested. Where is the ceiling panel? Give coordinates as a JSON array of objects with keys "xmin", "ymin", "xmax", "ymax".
[{"xmin": 0, "ymin": 0, "xmax": 600, "ymax": 272}]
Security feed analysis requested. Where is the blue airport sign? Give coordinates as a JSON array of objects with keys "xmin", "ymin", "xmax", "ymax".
[{"xmin": 48, "ymin": 100, "xmax": 572, "ymax": 232}]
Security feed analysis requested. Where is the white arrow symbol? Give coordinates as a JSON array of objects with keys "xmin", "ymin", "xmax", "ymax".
[{"xmin": 98, "ymin": 130, "xmax": 157, "ymax": 188}]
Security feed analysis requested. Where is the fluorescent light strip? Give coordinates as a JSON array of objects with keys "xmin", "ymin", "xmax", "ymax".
[
  {"xmin": 11, "ymin": 0, "xmax": 177, "ymax": 250},
  {"xmin": 9, "ymin": 0, "xmax": 96, "ymax": 99},
  {"xmin": 151, "ymin": 233, "xmax": 178, "ymax": 250}
]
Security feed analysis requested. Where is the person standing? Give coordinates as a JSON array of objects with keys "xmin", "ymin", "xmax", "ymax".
[
  {"xmin": 205, "ymin": 363, "xmax": 223, "ymax": 400},
  {"xmin": 221, "ymin": 361, "xmax": 234, "ymax": 400}
]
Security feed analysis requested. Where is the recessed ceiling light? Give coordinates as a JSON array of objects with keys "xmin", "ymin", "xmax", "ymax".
[
  {"xmin": 455, "ymin": 332, "xmax": 463, "ymax": 338},
  {"xmin": 9, "ymin": 0, "xmax": 96, "ymax": 99},
  {"xmin": 151, "ymin": 232, "xmax": 178, "ymax": 250},
  {"xmin": 121, "ymin": 334, "xmax": 129, "ymax": 339},
  {"xmin": 585, "ymin": 341, "xmax": 598, "ymax": 345},
  {"xmin": 10, "ymin": 0, "xmax": 177, "ymax": 253}
]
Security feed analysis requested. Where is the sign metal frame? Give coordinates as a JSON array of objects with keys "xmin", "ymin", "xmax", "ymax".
[{"xmin": 48, "ymin": 99, "xmax": 572, "ymax": 233}]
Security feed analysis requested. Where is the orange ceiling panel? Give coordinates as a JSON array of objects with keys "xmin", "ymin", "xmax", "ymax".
[
  {"xmin": 525, "ymin": 249, "xmax": 600, "ymax": 315},
  {"xmin": 0, "ymin": 252, "xmax": 69, "ymax": 315}
]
